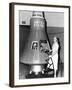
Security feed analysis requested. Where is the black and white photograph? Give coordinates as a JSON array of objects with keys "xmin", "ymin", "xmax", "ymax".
[
  {"xmin": 9, "ymin": 3, "xmax": 70, "ymax": 87},
  {"xmin": 19, "ymin": 10, "xmax": 64, "ymax": 79}
]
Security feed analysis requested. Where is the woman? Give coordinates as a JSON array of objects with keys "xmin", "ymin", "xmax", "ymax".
[{"xmin": 49, "ymin": 36, "xmax": 59, "ymax": 77}]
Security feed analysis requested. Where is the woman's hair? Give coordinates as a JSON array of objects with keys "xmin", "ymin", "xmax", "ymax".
[
  {"xmin": 54, "ymin": 36, "xmax": 58, "ymax": 42},
  {"xmin": 54, "ymin": 36, "xmax": 60, "ymax": 47}
]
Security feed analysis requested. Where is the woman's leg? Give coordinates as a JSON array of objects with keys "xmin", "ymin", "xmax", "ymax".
[{"xmin": 54, "ymin": 69, "xmax": 57, "ymax": 77}]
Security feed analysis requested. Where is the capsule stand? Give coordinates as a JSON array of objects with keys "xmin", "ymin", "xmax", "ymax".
[{"xmin": 21, "ymin": 11, "xmax": 50, "ymax": 64}]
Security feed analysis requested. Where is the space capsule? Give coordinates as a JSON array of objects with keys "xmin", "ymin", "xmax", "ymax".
[{"xmin": 21, "ymin": 11, "xmax": 50, "ymax": 74}]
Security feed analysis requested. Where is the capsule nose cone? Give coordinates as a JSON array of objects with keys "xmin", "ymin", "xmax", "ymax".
[{"xmin": 32, "ymin": 11, "xmax": 44, "ymax": 18}]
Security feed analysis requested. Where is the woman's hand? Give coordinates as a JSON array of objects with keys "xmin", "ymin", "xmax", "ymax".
[
  {"xmin": 49, "ymin": 49, "xmax": 52, "ymax": 52},
  {"xmin": 49, "ymin": 55, "xmax": 52, "ymax": 58}
]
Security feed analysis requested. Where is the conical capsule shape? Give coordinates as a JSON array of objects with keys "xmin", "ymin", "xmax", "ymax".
[{"xmin": 21, "ymin": 11, "xmax": 50, "ymax": 64}]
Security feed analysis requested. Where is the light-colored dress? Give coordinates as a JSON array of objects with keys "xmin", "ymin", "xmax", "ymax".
[{"xmin": 52, "ymin": 42, "xmax": 59, "ymax": 70}]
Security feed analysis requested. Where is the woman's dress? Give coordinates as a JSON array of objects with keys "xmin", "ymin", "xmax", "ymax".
[{"xmin": 52, "ymin": 42, "xmax": 59, "ymax": 70}]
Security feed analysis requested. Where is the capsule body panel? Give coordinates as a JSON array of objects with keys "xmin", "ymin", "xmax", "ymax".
[{"xmin": 21, "ymin": 12, "xmax": 50, "ymax": 64}]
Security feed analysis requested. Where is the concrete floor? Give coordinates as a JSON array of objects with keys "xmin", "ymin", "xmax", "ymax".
[{"xmin": 19, "ymin": 62, "xmax": 64, "ymax": 79}]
